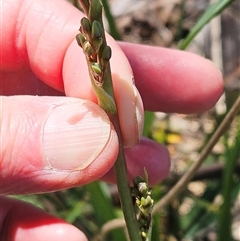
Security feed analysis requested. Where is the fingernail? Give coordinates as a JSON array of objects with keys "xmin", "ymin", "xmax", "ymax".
[
  {"xmin": 133, "ymin": 85, "xmax": 144, "ymax": 142},
  {"xmin": 42, "ymin": 100, "xmax": 110, "ymax": 171},
  {"xmin": 117, "ymin": 76, "xmax": 144, "ymax": 148}
]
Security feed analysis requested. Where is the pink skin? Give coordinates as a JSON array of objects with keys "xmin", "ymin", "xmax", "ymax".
[{"xmin": 0, "ymin": 0, "xmax": 223, "ymax": 240}]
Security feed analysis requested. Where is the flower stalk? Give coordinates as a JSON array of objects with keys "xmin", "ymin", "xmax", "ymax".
[{"xmin": 76, "ymin": 0, "xmax": 150, "ymax": 240}]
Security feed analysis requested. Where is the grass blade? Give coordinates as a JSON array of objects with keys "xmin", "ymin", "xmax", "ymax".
[
  {"xmin": 217, "ymin": 122, "xmax": 240, "ymax": 241},
  {"xmin": 180, "ymin": 0, "xmax": 236, "ymax": 50}
]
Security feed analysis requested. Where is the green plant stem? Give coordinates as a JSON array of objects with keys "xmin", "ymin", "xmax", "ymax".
[
  {"xmin": 110, "ymin": 114, "xmax": 142, "ymax": 241},
  {"xmin": 77, "ymin": 1, "xmax": 143, "ymax": 240}
]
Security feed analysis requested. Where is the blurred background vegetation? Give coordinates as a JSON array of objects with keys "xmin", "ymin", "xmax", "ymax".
[{"xmin": 15, "ymin": 0, "xmax": 240, "ymax": 240}]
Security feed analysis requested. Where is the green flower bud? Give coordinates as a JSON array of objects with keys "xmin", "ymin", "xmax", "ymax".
[
  {"xmin": 133, "ymin": 176, "xmax": 145, "ymax": 189},
  {"xmin": 102, "ymin": 46, "xmax": 112, "ymax": 61},
  {"xmin": 76, "ymin": 33, "xmax": 86, "ymax": 48},
  {"xmin": 138, "ymin": 182, "xmax": 148, "ymax": 195},
  {"xmin": 83, "ymin": 41, "xmax": 94, "ymax": 56},
  {"xmin": 89, "ymin": 0, "xmax": 102, "ymax": 21},
  {"xmin": 136, "ymin": 197, "xmax": 141, "ymax": 206},
  {"xmin": 140, "ymin": 197, "xmax": 146, "ymax": 206},
  {"xmin": 141, "ymin": 232, "xmax": 147, "ymax": 238},
  {"xmin": 91, "ymin": 20, "xmax": 103, "ymax": 40},
  {"xmin": 81, "ymin": 17, "xmax": 91, "ymax": 34},
  {"xmin": 91, "ymin": 63, "xmax": 102, "ymax": 75},
  {"xmin": 140, "ymin": 196, "xmax": 151, "ymax": 208}
]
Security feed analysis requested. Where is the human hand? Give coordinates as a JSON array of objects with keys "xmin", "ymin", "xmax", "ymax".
[{"xmin": 0, "ymin": 0, "xmax": 223, "ymax": 240}]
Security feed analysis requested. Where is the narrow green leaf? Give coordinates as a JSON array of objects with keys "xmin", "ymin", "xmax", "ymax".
[
  {"xmin": 218, "ymin": 122, "xmax": 240, "ymax": 241},
  {"xmin": 101, "ymin": 0, "xmax": 121, "ymax": 40},
  {"xmin": 65, "ymin": 201, "xmax": 86, "ymax": 223},
  {"xmin": 85, "ymin": 181, "xmax": 127, "ymax": 241},
  {"xmin": 182, "ymin": 181, "xmax": 221, "ymax": 238},
  {"xmin": 142, "ymin": 111, "xmax": 155, "ymax": 137},
  {"xmin": 180, "ymin": 0, "xmax": 236, "ymax": 49},
  {"xmin": 151, "ymin": 215, "xmax": 160, "ymax": 241}
]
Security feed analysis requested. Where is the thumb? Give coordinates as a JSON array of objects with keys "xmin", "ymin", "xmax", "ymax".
[
  {"xmin": 1, "ymin": 196, "xmax": 88, "ymax": 241},
  {"xmin": 1, "ymin": 96, "xmax": 118, "ymax": 194}
]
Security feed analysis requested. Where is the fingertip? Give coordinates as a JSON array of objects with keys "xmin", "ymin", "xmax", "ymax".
[
  {"xmin": 171, "ymin": 52, "xmax": 224, "ymax": 113},
  {"xmin": 13, "ymin": 223, "xmax": 88, "ymax": 241},
  {"xmin": 119, "ymin": 43, "xmax": 224, "ymax": 113},
  {"xmin": 2, "ymin": 197, "xmax": 87, "ymax": 241},
  {"xmin": 125, "ymin": 137, "xmax": 171, "ymax": 186},
  {"xmin": 102, "ymin": 137, "xmax": 170, "ymax": 186}
]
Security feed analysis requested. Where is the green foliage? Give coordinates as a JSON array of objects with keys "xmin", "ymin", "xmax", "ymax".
[
  {"xmin": 85, "ymin": 182, "xmax": 127, "ymax": 240},
  {"xmin": 101, "ymin": 0, "xmax": 121, "ymax": 40},
  {"xmin": 142, "ymin": 111, "xmax": 155, "ymax": 137},
  {"xmin": 179, "ymin": 0, "xmax": 236, "ymax": 50},
  {"xmin": 218, "ymin": 124, "xmax": 240, "ymax": 241}
]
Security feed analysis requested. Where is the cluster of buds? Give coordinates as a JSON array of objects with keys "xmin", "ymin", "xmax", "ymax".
[
  {"xmin": 76, "ymin": 0, "xmax": 116, "ymax": 114},
  {"xmin": 132, "ymin": 175, "xmax": 154, "ymax": 240},
  {"xmin": 77, "ymin": 18, "xmax": 110, "ymax": 85}
]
